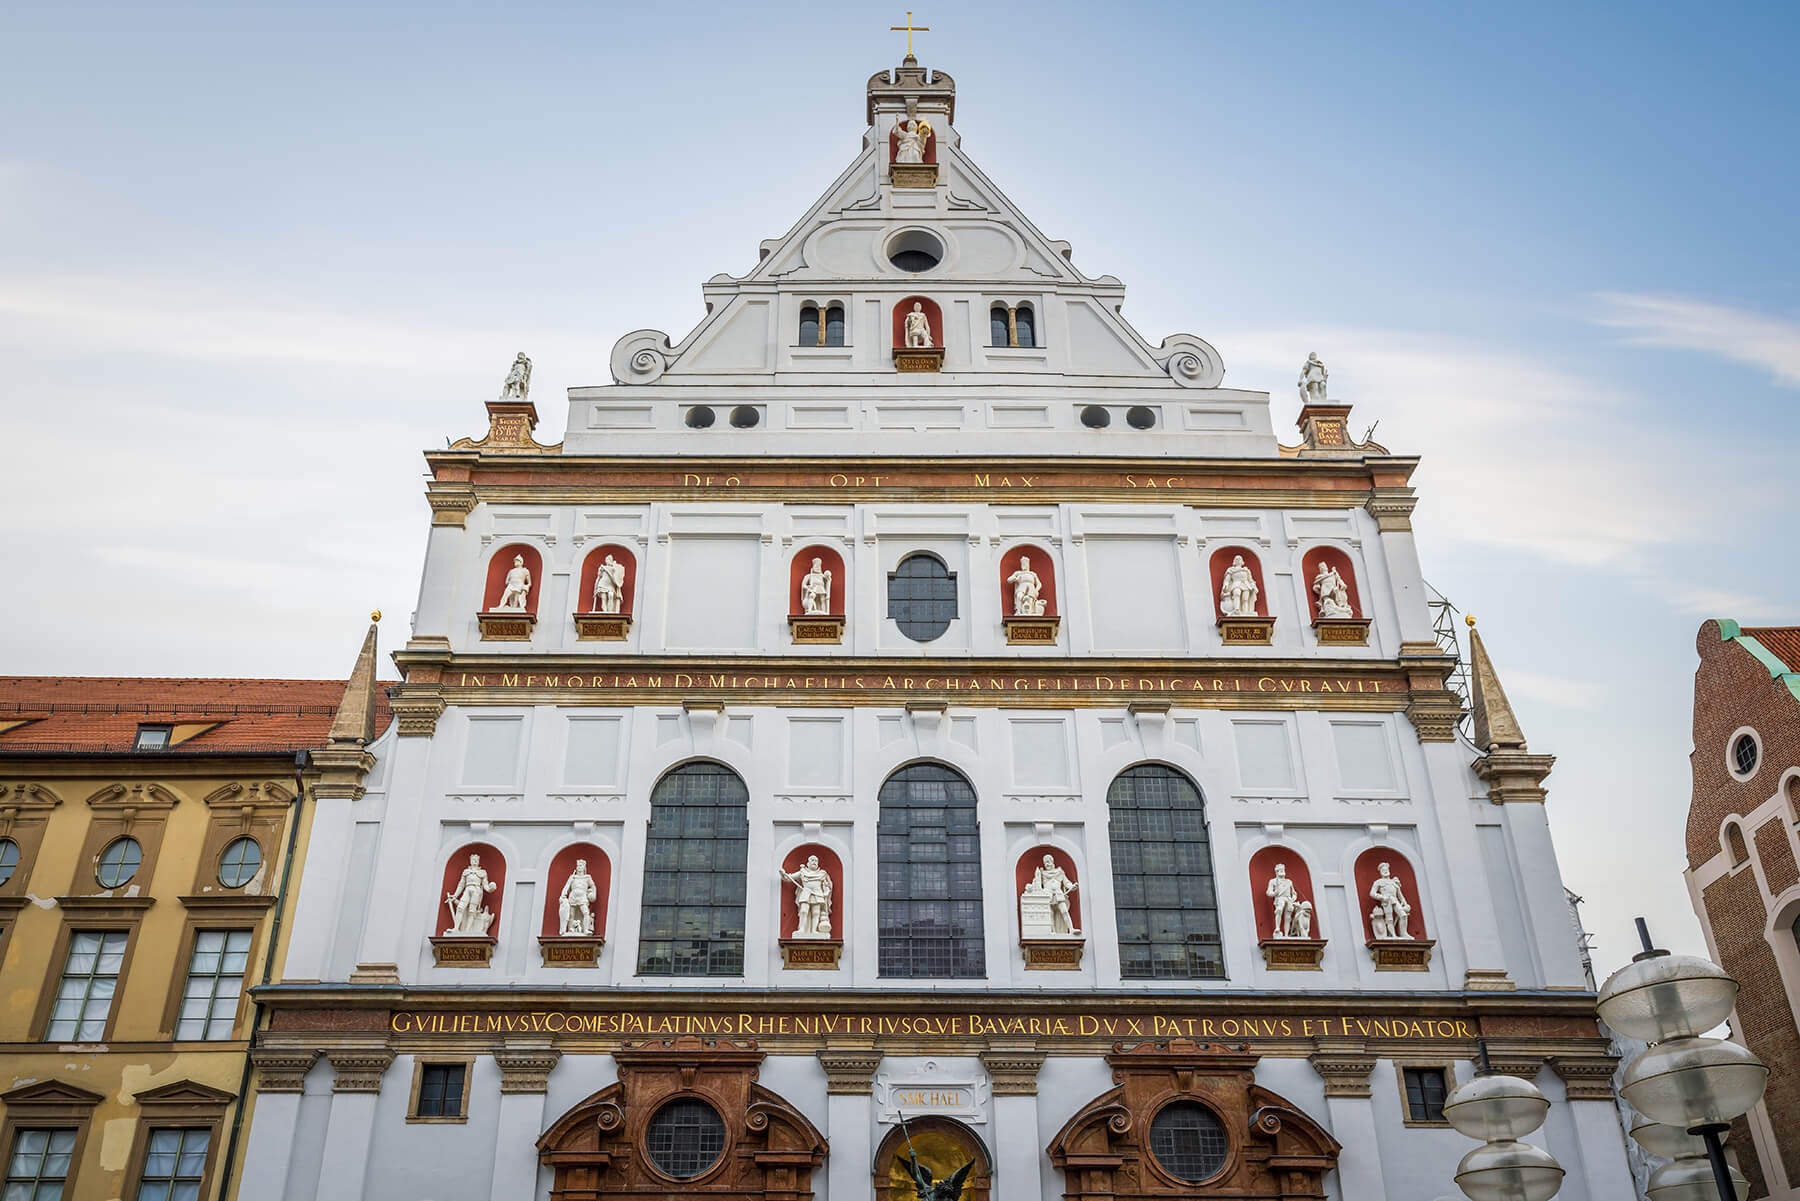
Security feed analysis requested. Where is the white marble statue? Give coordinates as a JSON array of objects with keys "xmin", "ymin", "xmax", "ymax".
[
  {"xmin": 781, "ymin": 855, "xmax": 834, "ymax": 939},
  {"xmin": 904, "ymin": 302, "xmax": 932, "ymax": 348},
  {"xmin": 1312, "ymin": 563, "xmax": 1354, "ymax": 619},
  {"xmin": 1267, "ymin": 863, "xmax": 1300, "ymax": 939},
  {"xmin": 1293, "ymin": 900, "xmax": 1314, "ymax": 938},
  {"xmin": 593, "ymin": 554, "xmax": 625, "ymax": 614},
  {"xmin": 501, "ymin": 352, "xmax": 532, "ymax": 400},
  {"xmin": 498, "ymin": 554, "xmax": 532, "ymax": 611},
  {"xmin": 1369, "ymin": 862, "xmax": 1413, "ymax": 940},
  {"xmin": 1299, "ymin": 352, "xmax": 1327, "ymax": 405},
  {"xmin": 445, "ymin": 853, "xmax": 497, "ymax": 936},
  {"xmin": 1021, "ymin": 854, "xmax": 1079, "ymax": 938},
  {"xmin": 1006, "ymin": 556, "xmax": 1046, "ymax": 617},
  {"xmin": 1369, "ymin": 905, "xmax": 1394, "ymax": 941},
  {"xmin": 1219, "ymin": 554, "xmax": 1259, "ymax": 618},
  {"xmin": 800, "ymin": 558, "xmax": 833, "ymax": 616},
  {"xmin": 894, "ymin": 117, "xmax": 929, "ymax": 164},
  {"xmin": 558, "ymin": 858, "xmax": 598, "ymax": 937}
]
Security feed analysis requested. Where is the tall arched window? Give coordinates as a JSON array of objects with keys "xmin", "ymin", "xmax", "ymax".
[
  {"xmin": 991, "ymin": 305, "xmax": 1009, "ymax": 347},
  {"xmin": 878, "ymin": 763, "xmax": 985, "ymax": 978},
  {"xmin": 887, "ymin": 552, "xmax": 958, "ymax": 642},
  {"xmin": 637, "ymin": 762, "xmax": 749, "ymax": 976},
  {"xmin": 1107, "ymin": 765, "xmax": 1223, "ymax": 979},
  {"xmin": 1015, "ymin": 303, "xmax": 1036, "ymax": 349},
  {"xmin": 798, "ymin": 305, "xmax": 820, "ymax": 347},
  {"xmin": 824, "ymin": 304, "xmax": 846, "ymax": 347}
]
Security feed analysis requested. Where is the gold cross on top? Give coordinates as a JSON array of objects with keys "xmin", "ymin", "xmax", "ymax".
[{"xmin": 889, "ymin": 11, "xmax": 929, "ymax": 58}]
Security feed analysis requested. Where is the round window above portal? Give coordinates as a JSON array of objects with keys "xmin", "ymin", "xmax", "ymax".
[
  {"xmin": 645, "ymin": 1098, "xmax": 727, "ymax": 1180},
  {"xmin": 886, "ymin": 228, "xmax": 943, "ymax": 272},
  {"xmin": 1148, "ymin": 1101, "xmax": 1229, "ymax": 1183}
]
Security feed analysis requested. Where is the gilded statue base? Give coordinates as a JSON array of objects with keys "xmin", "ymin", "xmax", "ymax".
[
  {"xmin": 890, "ymin": 162, "xmax": 938, "ymax": 188},
  {"xmin": 1003, "ymin": 616, "xmax": 1060, "ymax": 646},
  {"xmin": 1258, "ymin": 937, "xmax": 1327, "ymax": 971},
  {"xmin": 478, "ymin": 611, "xmax": 536, "ymax": 641},
  {"xmin": 1367, "ymin": 938, "xmax": 1435, "ymax": 971},
  {"xmin": 789, "ymin": 614, "xmax": 846, "ymax": 645},
  {"xmin": 1313, "ymin": 617, "xmax": 1372, "ymax": 646},
  {"xmin": 429, "ymin": 935, "xmax": 496, "ymax": 966},
  {"xmin": 893, "ymin": 346, "xmax": 945, "ymax": 373},
  {"xmin": 1020, "ymin": 938, "xmax": 1084, "ymax": 970},
  {"xmin": 1218, "ymin": 615, "xmax": 1276, "ymax": 646},
  {"xmin": 538, "ymin": 935, "xmax": 605, "ymax": 967},
  {"xmin": 574, "ymin": 612, "xmax": 632, "ymax": 641},
  {"xmin": 779, "ymin": 938, "xmax": 843, "ymax": 969}
]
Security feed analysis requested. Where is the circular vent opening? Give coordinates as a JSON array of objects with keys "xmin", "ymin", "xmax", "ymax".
[
  {"xmin": 685, "ymin": 406, "xmax": 716, "ymax": 429},
  {"xmin": 729, "ymin": 405, "xmax": 760, "ymax": 429},
  {"xmin": 1080, "ymin": 405, "xmax": 1111, "ymax": 429},
  {"xmin": 886, "ymin": 229, "xmax": 944, "ymax": 272},
  {"xmin": 1126, "ymin": 405, "xmax": 1157, "ymax": 429}
]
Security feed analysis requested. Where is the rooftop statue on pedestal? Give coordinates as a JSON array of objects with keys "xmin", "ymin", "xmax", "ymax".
[
  {"xmin": 501, "ymin": 352, "xmax": 531, "ymax": 400},
  {"xmin": 1299, "ymin": 352, "xmax": 1328, "ymax": 405}
]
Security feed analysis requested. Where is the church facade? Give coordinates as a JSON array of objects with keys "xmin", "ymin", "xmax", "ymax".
[{"xmin": 240, "ymin": 56, "xmax": 1634, "ymax": 1200}]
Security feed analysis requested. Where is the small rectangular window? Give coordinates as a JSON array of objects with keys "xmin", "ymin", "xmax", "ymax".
[
  {"xmin": 134, "ymin": 725, "xmax": 172, "ymax": 751},
  {"xmin": 6, "ymin": 1128, "xmax": 77, "ymax": 1199},
  {"xmin": 176, "ymin": 930, "xmax": 252, "ymax": 1041},
  {"xmin": 414, "ymin": 1063, "xmax": 467, "ymax": 1119},
  {"xmin": 1403, "ymin": 1067, "xmax": 1449, "ymax": 1123},
  {"xmin": 47, "ymin": 930, "xmax": 128, "ymax": 1041},
  {"xmin": 133, "ymin": 1128, "xmax": 209, "ymax": 1201}
]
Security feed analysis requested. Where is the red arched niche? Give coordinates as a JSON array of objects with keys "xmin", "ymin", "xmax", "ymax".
[
  {"xmin": 887, "ymin": 121, "xmax": 937, "ymax": 164},
  {"xmin": 788, "ymin": 545, "xmax": 847, "ymax": 617},
  {"xmin": 1248, "ymin": 845, "xmax": 1319, "ymax": 942},
  {"xmin": 998, "ymin": 545, "xmax": 1058, "ymax": 617},
  {"xmin": 541, "ymin": 842, "xmax": 611, "ymax": 938},
  {"xmin": 437, "ymin": 842, "xmax": 506, "ymax": 937},
  {"xmin": 482, "ymin": 544, "xmax": 543, "ymax": 615},
  {"xmin": 891, "ymin": 296, "xmax": 944, "ymax": 349},
  {"xmin": 1209, "ymin": 546, "xmax": 1270, "ymax": 620},
  {"xmin": 778, "ymin": 844, "xmax": 843, "ymax": 939},
  {"xmin": 1353, "ymin": 847, "xmax": 1425, "ymax": 942},
  {"xmin": 1015, "ymin": 846, "xmax": 1081, "ymax": 932},
  {"xmin": 576, "ymin": 544, "xmax": 636, "ymax": 616},
  {"xmin": 1300, "ymin": 546, "xmax": 1362, "ymax": 621}
]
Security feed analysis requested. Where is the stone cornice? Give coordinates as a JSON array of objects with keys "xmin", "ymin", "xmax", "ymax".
[
  {"xmin": 325, "ymin": 1048, "xmax": 396, "ymax": 1093},
  {"xmin": 1307, "ymin": 1038, "xmax": 1378, "ymax": 1097},
  {"xmin": 1472, "ymin": 751, "xmax": 1557, "ymax": 805},
  {"xmin": 493, "ymin": 1044, "xmax": 562, "ymax": 1094},
  {"xmin": 1547, "ymin": 1053, "xmax": 1621, "ymax": 1101},
  {"xmin": 251, "ymin": 1047, "xmax": 318, "ymax": 1093},
  {"xmin": 980, "ymin": 1045, "xmax": 1046, "ymax": 1096},
  {"xmin": 816, "ymin": 1047, "xmax": 884, "ymax": 1095}
]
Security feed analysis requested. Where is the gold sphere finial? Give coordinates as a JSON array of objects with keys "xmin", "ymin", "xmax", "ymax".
[
  {"xmin": 1465, "ymin": 614, "xmax": 1476, "ymax": 628},
  {"xmin": 371, "ymin": 610, "xmax": 382, "ymax": 623}
]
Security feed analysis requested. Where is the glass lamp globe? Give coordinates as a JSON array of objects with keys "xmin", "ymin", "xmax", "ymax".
[
  {"xmin": 1442, "ymin": 1076, "xmax": 1550, "ymax": 1141},
  {"xmin": 1453, "ymin": 1140, "xmax": 1565, "ymax": 1201},
  {"xmin": 1628, "ymin": 1119, "xmax": 1706, "ymax": 1160},
  {"xmin": 1597, "ymin": 955, "xmax": 1739, "ymax": 1043},
  {"xmin": 1619, "ymin": 1036, "xmax": 1769, "ymax": 1128},
  {"xmin": 1647, "ymin": 1157, "xmax": 1749, "ymax": 1201}
]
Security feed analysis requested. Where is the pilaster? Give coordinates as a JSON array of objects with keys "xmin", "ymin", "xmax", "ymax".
[
  {"xmin": 1308, "ymin": 1040, "xmax": 1388, "ymax": 1198},
  {"xmin": 983, "ymin": 1044, "xmax": 1046, "ymax": 1200},
  {"xmin": 491, "ymin": 1045, "xmax": 560, "ymax": 1201},
  {"xmin": 317, "ymin": 1049, "xmax": 393, "ymax": 1201},
  {"xmin": 819, "ymin": 1045, "xmax": 880, "ymax": 1201}
]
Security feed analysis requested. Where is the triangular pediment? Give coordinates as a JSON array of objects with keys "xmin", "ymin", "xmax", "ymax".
[
  {"xmin": 133, "ymin": 1079, "xmax": 238, "ymax": 1108},
  {"xmin": 1, "ymin": 1079, "xmax": 104, "ymax": 1107}
]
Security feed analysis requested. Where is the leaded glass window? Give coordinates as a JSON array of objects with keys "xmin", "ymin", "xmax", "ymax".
[
  {"xmin": 1107, "ymin": 765, "xmax": 1223, "ymax": 979},
  {"xmin": 824, "ymin": 304, "xmax": 846, "ymax": 346},
  {"xmin": 1148, "ymin": 1102, "xmax": 1228, "ymax": 1182},
  {"xmin": 176, "ymin": 929, "xmax": 251, "ymax": 1040},
  {"xmin": 1015, "ymin": 303, "xmax": 1036, "ymax": 348},
  {"xmin": 887, "ymin": 553, "xmax": 957, "ymax": 643},
  {"xmin": 5, "ymin": 1129, "xmax": 76, "ymax": 1201},
  {"xmin": 645, "ymin": 1099, "xmax": 726, "ymax": 1179},
  {"xmin": 133, "ymin": 1128, "xmax": 209, "ymax": 1201},
  {"xmin": 47, "ymin": 930, "xmax": 128, "ymax": 1040},
  {"xmin": 798, "ymin": 305, "xmax": 819, "ymax": 346},
  {"xmin": 1403, "ymin": 1066, "xmax": 1449, "ymax": 1122},
  {"xmin": 878, "ymin": 763, "xmax": 985, "ymax": 978},
  {"xmin": 636, "ymin": 762, "xmax": 749, "ymax": 977},
  {"xmin": 991, "ymin": 306, "xmax": 1009, "ymax": 347}
]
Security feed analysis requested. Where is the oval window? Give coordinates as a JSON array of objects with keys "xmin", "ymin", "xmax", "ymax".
[
  {"xmin": 0, "ymin": 838, "xmax": 18, "ymax": 887},
  {"xmin": 645, "ymin": 1098, "xmax": 727, "ymax": 1180},
  {"xmin": 729, "ymin": 405, "xmax": 760, "ymax": 428},
  {"xmin": 1126, "ymin": 405, "xmax": 1157, "ymax": 429},
  {"xmin": 218, "ymin": 837, "xmax": 263, "ymax": 888},
  {"xmin": 1080, "ymin": 405, "xmax": 1111, "ymax": 429},
  {"xmin": 1732, "ymin": 733, "xmax": 1759, "ymax": 778},
  {"xmin": 1149, "ymin": 1101, "xmax": 1229, "ymax": 1183},
  {"xmin": 96, "ymin": 836, "xmax": 143, "ymax": 888},
  {"xmin": 685, "ymin": 406, "xmax": 716, "ymax": 429},
  {"xmin": 886, "ymin": 229, "xmax": 943, "ymax": 272}
]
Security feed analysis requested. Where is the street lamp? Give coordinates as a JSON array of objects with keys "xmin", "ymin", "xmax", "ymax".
[
  {"xmin": 1599, "ymin": 921, "xmax": 1768, "ymax": 1201},
  {"xmin": 1444, "ymin": 1073, "xmax": 1564, "ymax": 1201}
]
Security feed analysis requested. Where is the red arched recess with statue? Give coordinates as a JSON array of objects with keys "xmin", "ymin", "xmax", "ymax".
[
  {"xmin": 437, "ymin": 842, "xmax": 505, "ymax": 937},
  {"xmin": 1247, "ymin": 846, "xmax": 1318, "ymax": 942},
  {"xmin": 576, "ymin": 545, "xmax": 636, "ymax": 616},
  {"xmin": 1299, "ymin": 546, "xmax": 1361, "ymax": 621},
  {"xmin": 788, "ymin": 546, "xmax": 847, "ymax": 617},
  {"xmin": 1208, "ymin": 546, "xmax": 1270, "ymax": 620},
  {"xmin": 892, "ymin": 296, "xmax": 943, "ymax": 349},
  {"xmin": 1353, "ymin": 847, "xmax": 1426, "ymax": 941},
  {"xmin": 998, "ymin": 545, "xmax": 1058, "ymax": 617},
  {"xmin": 541, "ymin": 842, "xmax": 611, "ymax": 938},
  {"xmin": 777, "ymin": 844, "xmax": 843, "ymax": 939},
  {"xmin": 1014, "ymin": 846, "xmax": 1081, "ymax": 931},
  {"xmin": 887, "ymin": 121, "xmax": 937, "ymax": 164},
  {"xmin": 482, "ymin": 544, "xmax": 543, "ymax": 615}
]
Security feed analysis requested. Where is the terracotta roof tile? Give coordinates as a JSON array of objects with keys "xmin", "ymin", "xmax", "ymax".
[
  {"xmin": 0, "ymin": 677, "xmax": 395, "ymax": 755},
  {"xmin": 1742, "ymin": 627, "xmax": 1800, "ymax": 674}
]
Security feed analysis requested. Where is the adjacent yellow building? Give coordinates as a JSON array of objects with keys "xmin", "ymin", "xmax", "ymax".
[{"xmin": 0, "ymin": 623, "xmax": 381, "ymax": 1201}]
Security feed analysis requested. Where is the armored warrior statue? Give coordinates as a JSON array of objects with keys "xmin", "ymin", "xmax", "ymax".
[
  {"xmin": 1298, "ymin": 352, "xmax": 1327, "ymax": 404},
  {"xmin": 558, "ymin": 859, "xmax": 598, "ymax": 937},
  {"xmin": 904, "ymin": 302, "xmax": 932, "ymax": 348},
  {"xmin": 445, "ymin": 853, "xmax": 497, "ymax": 936},
  {"xmin": 1369, "ymin": 862, "xmax": 1414, "ymax": 939},
  {"xmin": 1006, "ymin": 556, "xmax": 1046, "ymax": 616},
  {"xmin": 593, "ymin": 554, "xmax": 625, "ymax": 614},
  {"xmin": 1220, "ymin": 554, "xmax": 1259, "ymax": 617},
  {"xmin": 501, "ymin": 352, "xmax": 532, "ymax": 399},
  {"xmin": 498, "ymin": 554, "xmax": 532, "ymax": 611},
  {"xmin": 781, "ymin": 855, "xmax": 834, "ymax": 939},
  {"xmin": 800, "ymin": 558, "xmax": 833, "ymax": 615},
  {"xmin": 1312, "ymin": 563, "xmax": 1354, "ymax": 619}
]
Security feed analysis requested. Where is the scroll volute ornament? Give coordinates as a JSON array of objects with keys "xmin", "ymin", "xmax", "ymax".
[
  {"xmin": 537, "ymin": 1037, "xmax": 825, "ymax": 1201},
  {"xmin": 1049, "ymin": 1040, "xmax": 1339, "ymax": 1200}
]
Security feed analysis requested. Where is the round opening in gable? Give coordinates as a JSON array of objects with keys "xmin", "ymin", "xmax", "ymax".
[
  {"xmin": 886, "ymin": 228, "xmax": 943, "ymax": 273},
  {"xmin": 1126, "ymin": 405, "xmax": 1157, "ymax": 429},
  {"xmin": 685, "ymin": 406, "xmax": 716, "ymax": 429},
  {"xmin": 729, "ymin": 405, "xmax": 760, "ymax": 429},
  {"xmin": 1080, "ymin": 405, "xmax": 1111, "ymax": 429}
]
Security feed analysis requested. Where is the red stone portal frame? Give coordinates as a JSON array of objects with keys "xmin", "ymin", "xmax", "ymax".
[
  {"xmin": 539, "ymin": 842, "xmax": 610, "ymax": 967},
  {"xmin": 1300, "ymin": 545, "xmax": 1370, "ymax": 647},
  {"xmin": 574, "ymin": 545, "xmax": 636, "ymax": 641},
  {"xmin": 1248, "ymin": 846, "xmax": 1325, "ymax": 971},
  {"xmin": 892, "ymin": 297, "xmax": 945, "ymax": 372},
  {"xmin": 1209, "ymin": 546, "xmax": 1276, "ymax": 646},
  {"xmin": 431, "ymin": 841, "xmax": 504, "ymax": 966},
  {"xmin": 479, "ymin": 544, "xmax": 543, "ymax": 641},
  {"xmin": 777, "ymin": 843, "xmax": 843, "ymax": 970},
  {"xmin": 536, "ymin": 1037, "xmax": 825, "ymax": 1201},
  {"xmin": 788, "ymin": 545, "xmax": 847, "ymax": 646},
  {"xmin": 1049, "ymin": 1040, "xmax": 1339, "ymax": 1200},
  {"xmin": 999, "ymin": 544, "xmax": 1060, "ymax": 646},
  {"xmin": 1353, "ymin": 847, "xmax": 1434, "ymax": 970},
  {"xmin": 1015, "ymin": 845, "xmax": 1083, "ymax": 970}
]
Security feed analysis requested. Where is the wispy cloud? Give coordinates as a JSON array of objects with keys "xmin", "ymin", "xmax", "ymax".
[
  {"xmin": 1594, "ymin": 292, "xmax": 1800, "ymax": 387},
  {"xmin": 1503, "ymin": 669, "xmax": 1609, "ymax": 711},
  {"xmin": 1666, "ymin": 587, "xmax": 1781, "ymax": 621}
]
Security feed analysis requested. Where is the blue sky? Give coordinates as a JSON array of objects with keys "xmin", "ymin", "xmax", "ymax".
[{"xmin": 5, "ymin": 1, "xmax": 1798, "ymax": 977}]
